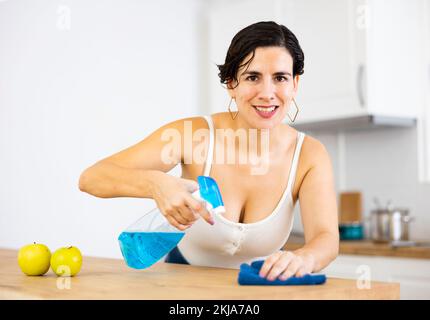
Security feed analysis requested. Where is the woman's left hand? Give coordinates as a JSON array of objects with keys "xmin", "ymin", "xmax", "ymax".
[{"xmin": 259, "ymin": 250, "xmax": 316, "ymax": 281}]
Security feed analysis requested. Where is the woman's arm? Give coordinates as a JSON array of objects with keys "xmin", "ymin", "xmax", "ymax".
[
  {"xmin": 259, "ymin": 137, "xmax": 339, "ymax": 280},
  {"xmin": 78, "ymin": 118, "xmax": 186, "ymax": 198},
  {"xmin": 78, "ymin": 117, "xmax": 214, "ymax": 229},
  {"xmin": 79, "ymin": 165, "xmax": 165, "ymax": 199},
  {"xmin": 293, "ymin": 137, "xmax": 339, "ymax": 272}
]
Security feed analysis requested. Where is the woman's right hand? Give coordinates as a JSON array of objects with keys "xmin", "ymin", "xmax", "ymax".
[{"xmin": 150, "ymin": 173, "xmax": 214, "ymax": 231}]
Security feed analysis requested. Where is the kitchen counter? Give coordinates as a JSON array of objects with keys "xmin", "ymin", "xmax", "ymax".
[
  {"xmin": 284, "ymin": 234, "xmax": 430, "ymax": 259},
  {"xmin": 0, "ymin": 248, "xmax": 399, "ymax": 300}
]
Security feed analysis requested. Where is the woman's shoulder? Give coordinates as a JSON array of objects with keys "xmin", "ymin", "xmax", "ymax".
[
  {"xmin": 302, "ymin": 134, "xmax": 329, "ymax": 157},
  {"xmin": 291, "ymin": 132, "xmax": 333, "ymax": 200},
  {"xmin": 298, "ymin": 132, "xmax": 333, "ymax": 171},
  {"xmin": 159, "ymin": 115, "xmax": 215, "ymax": 133},
  {"xmin": 164, "ymin": 112, "xmax": 233, "ymax": 133}
]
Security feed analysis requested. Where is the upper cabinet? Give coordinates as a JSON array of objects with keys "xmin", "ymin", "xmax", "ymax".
[
  {"xmin": 282, "ymin": 0, "xmax": 367, "ymax": 123},
  {"xmin": 207, "ymin": 0, "xmax": 427, "ymax": 125},
  {"xmin": 418, "ymin": 1, "xmax": 430, "ymax": 183},
  {"xmin": 287, "ymin": 0, "xmax": 427, "ymax": 124}
]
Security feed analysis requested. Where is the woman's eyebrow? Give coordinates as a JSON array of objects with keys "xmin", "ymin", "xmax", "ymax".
[{"xmin": 241, "ymin": 71, "xmax": 292, "ymax": 77}]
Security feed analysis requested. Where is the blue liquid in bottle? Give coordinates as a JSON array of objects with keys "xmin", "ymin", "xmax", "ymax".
[{"xmin": 118, "ymin": 231, "xmax": 185, "ymax": 269}]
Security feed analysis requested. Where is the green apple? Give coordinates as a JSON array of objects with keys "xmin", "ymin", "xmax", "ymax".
[
  {"xmin": 17, "ymin": 242, "xmax": 51, "ymax": 276},
  {"xmin": 50, "ymin": 246, "xmax": 83, "ymax": 277}
]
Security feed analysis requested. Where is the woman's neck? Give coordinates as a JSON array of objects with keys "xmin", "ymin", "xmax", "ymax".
[{"xmin": 228, "ymin": 114, "xmax": 288, "ymax": 154}]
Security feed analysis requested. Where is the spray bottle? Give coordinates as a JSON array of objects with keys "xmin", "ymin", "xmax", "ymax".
[{"xmin": 118, "ymin": 175, "xmax": 225, "ymax": 269}]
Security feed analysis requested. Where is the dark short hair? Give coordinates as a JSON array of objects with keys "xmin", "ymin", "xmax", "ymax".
[{"xmin": 217, "ymin": 21, "xmax": 304, "ymax": 88}]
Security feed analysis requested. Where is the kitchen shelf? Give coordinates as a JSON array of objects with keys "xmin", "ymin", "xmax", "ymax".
[{"xmin": 285, "ymin": 233, "xmax": 430, "ymax": 259}]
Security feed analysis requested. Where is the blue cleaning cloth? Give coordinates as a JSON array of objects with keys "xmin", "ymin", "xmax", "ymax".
[{"xmin": 238, "ymin": 260, "xmax": 326, "ymax": 286}]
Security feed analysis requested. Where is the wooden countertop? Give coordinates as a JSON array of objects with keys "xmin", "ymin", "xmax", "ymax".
[
  {"xmin": 284, "ymin": 234, "xmax": 430, "ymax": 259},
  {"xmin": 0, "ymin": 248, "xmax": 399, "ymax": 300}
]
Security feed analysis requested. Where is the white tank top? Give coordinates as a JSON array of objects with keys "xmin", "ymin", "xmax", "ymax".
[{"xmin": 177, "ymin": 115, "xmax": 306, "ymax": 269}]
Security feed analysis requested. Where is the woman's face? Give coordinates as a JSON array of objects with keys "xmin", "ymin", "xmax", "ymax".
[{"xmin": 228, "ymin": 46, "xmax": 299, "ymax": 129}]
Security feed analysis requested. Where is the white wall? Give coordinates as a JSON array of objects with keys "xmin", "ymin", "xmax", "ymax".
[
  {"xmin": 341, "ymin": 127, "xmax": 430, "ymax": 240},
  {"xmin": 292, "ymin": 127, "xmax": 430, "ymax": 241},
  {"xmin": 0, "ymin": 0, "xmax": 207, "ymax": 258}
]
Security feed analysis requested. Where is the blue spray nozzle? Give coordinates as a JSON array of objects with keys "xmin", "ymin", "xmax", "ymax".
[{"xmin": 197, "ymin": 176, "xmax": 224, "ymax": 209}]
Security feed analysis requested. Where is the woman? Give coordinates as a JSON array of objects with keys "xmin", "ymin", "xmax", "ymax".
[{"xmin": 79, "ymin": 21, "xmax": 339, "ymax": 281}]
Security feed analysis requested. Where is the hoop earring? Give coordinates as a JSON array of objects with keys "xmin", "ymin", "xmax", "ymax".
[
  {"xmin": 288, "ymin": 98, "xmax": 300, "ymax": 123},
  {"xmin": 228, "ymin": 98, "xmax": 239, "ymax": 120}
]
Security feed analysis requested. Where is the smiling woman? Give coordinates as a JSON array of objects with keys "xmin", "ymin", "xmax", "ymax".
[
  {"xmin": 79, "ymin": 21, "xmax": 339, "ymax": 281},
  {"xmin": 218, "ymin": 21, "xmax": 304, "ymax": 126},
  {"xmin": 225, "ymin": 46, "xmax": 296, "ymax": 124}
]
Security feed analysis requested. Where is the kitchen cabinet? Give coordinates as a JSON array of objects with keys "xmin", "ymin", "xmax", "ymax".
[
  {"xmin": 321, "ymin": 254, "xmax": 430, "ymax": 299},
  {"xmin": 282, "ymin": 0, "xmax": 426, "ymax": 124},
  {"xmin": 282, "ymin": 0, "xmax": 366, "ymax": 123},
  {"xmin": 207, "ymin": 0, "xmax": 426, "ymax": 123},
  {"xmin": 417, "ymin": 0, "xmax": 430, "ymax": 183},
  {"xmin": 285, "ymin": 235, "xmax": 430, "ymax": 299}
]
